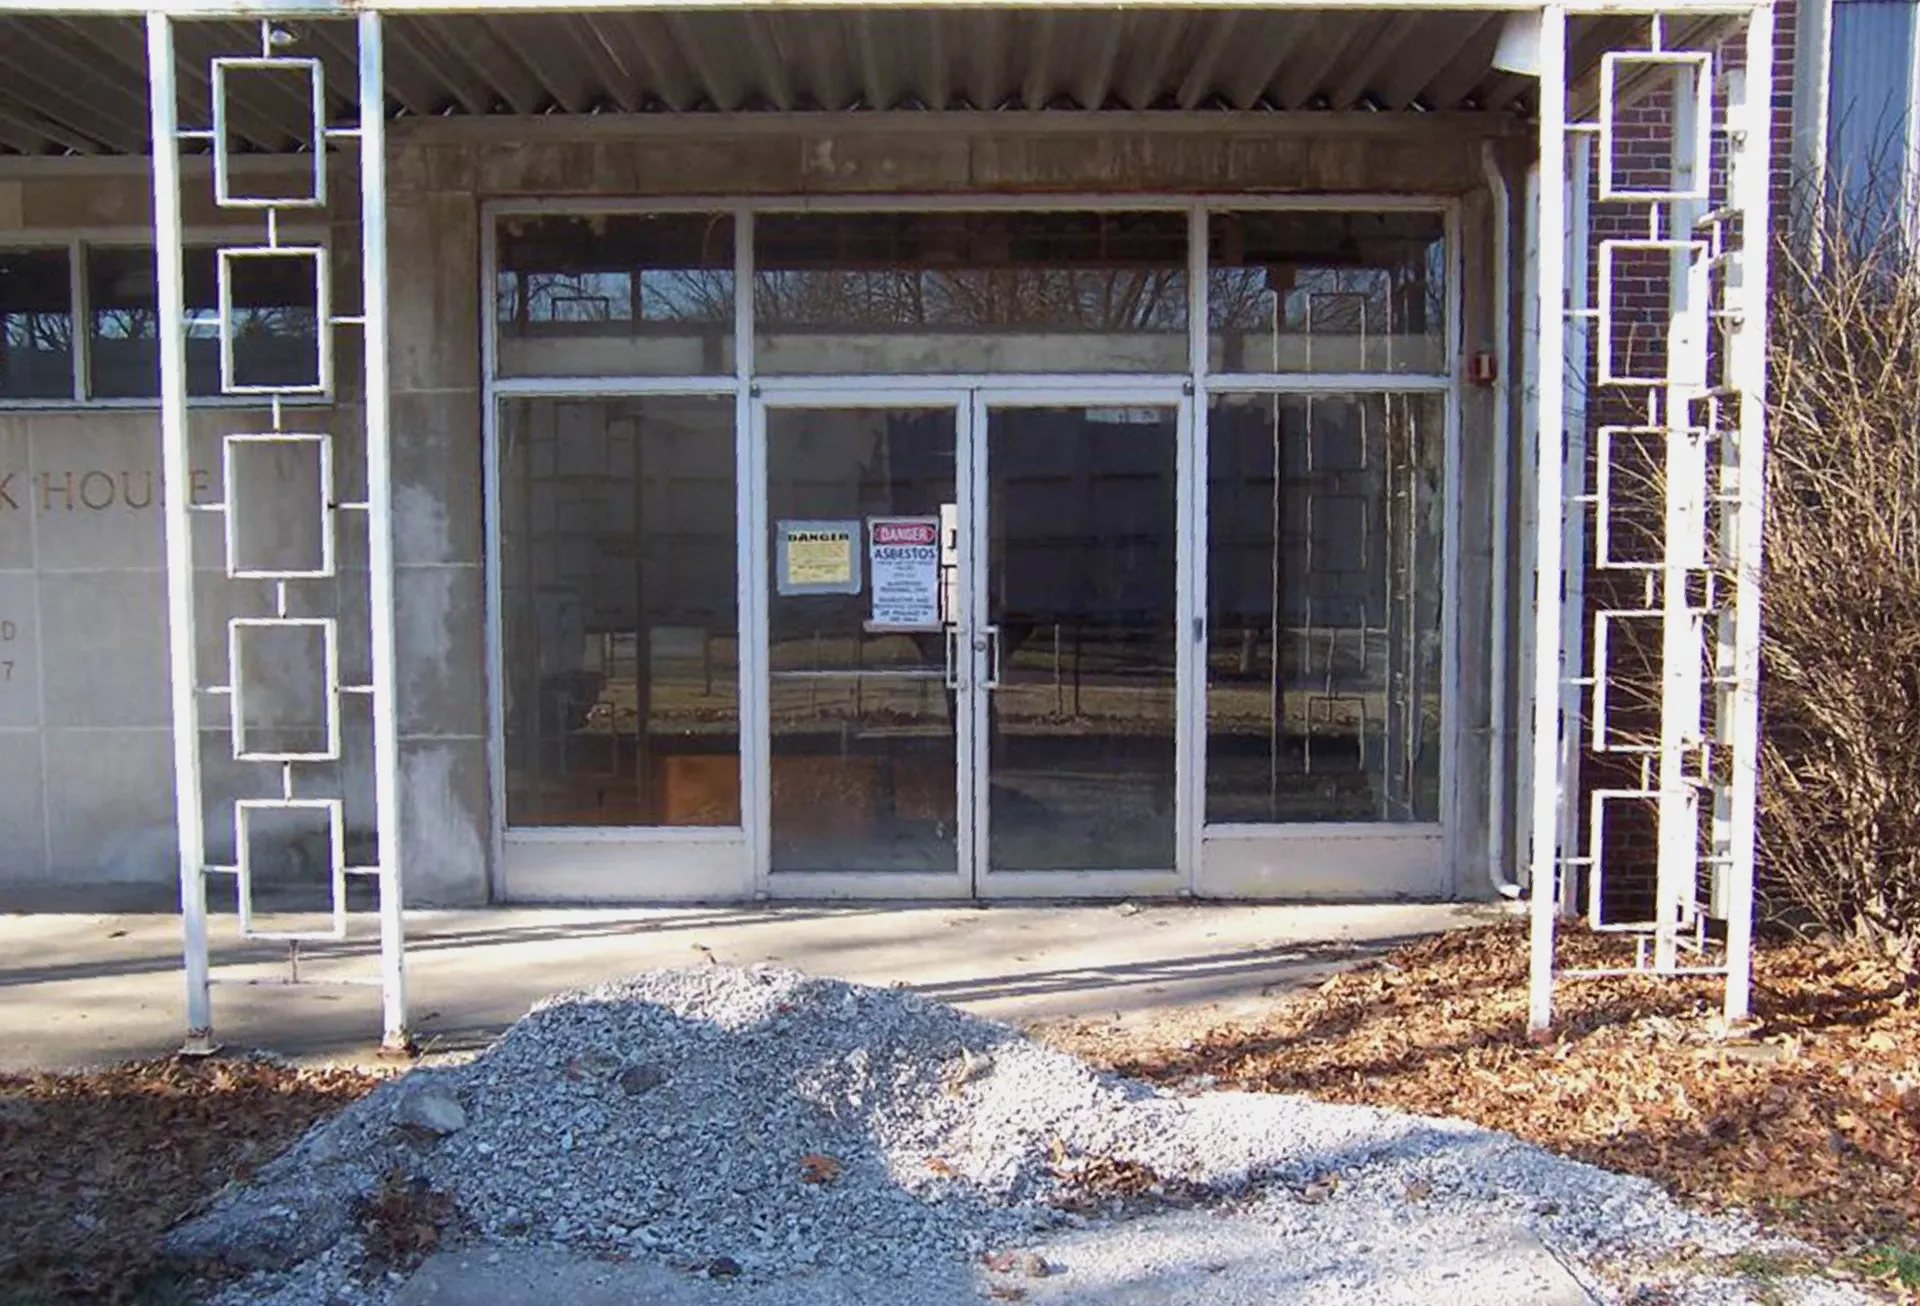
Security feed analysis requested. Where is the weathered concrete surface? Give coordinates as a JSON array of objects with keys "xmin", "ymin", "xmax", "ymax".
[{"xmin": 0, "ymin": 901, "xmax": 1487, "ymax": 1071}]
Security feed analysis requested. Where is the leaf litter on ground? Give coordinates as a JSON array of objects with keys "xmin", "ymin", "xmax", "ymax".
[
  {"xmin": 0, "ymin": 1056, "xmax": 382, "ymax": 1303},
  {"xmin": 1033, "ymin": 920, "xmax": 1919, "ymax": 1295}
]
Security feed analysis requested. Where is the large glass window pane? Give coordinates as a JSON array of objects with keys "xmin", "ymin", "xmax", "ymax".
[
  {"xmin": 1206, "ymin": 392, "xmax": 1444, "ymax": 823},
  {"xmin": 1208, "ymin": 212, "xmax": 1447, "ymax": 375},
  {"xmin": 766, "ymin": 407, "xmax": 959, "ymax": 874},
  {"xmin": 754, "ymin": 212, "xmax": 1189, "ymax": 374},
  {"xmin": 496, "ymin": 214, "xmax": 736, "ymax": 377},
  {"xmin": 0, "ymin": 249, "xmax": 74, "ymax": 400},
  {"xmin": 499, "ymin": 396, "xmax": 740, "ymax": 827},
  {"xmin": 987, "ymin": 405, "xmax": 1178, "ymax": 869},
  {"xmin": 86, "ymin": 246, "xmax": 320, "ymax": 399}
]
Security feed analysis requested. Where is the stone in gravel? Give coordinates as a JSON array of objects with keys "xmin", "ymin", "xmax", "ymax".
[
  {"xmin": 618, "ymin": 1063, "xmax": 668, "ymax": 1096},
  {"xmin": 395, "ymin": 1085, "xmax": 466, "ymax": 1136},
  {"xmin": 164, "ymin": 1179, "xmax": 360, "ymax": 1273},
  {"xmin": 1015, "ymin": 1252, "xmax": 1056, "ymax": 1278}
]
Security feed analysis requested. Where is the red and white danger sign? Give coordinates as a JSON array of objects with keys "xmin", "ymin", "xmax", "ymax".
[{"xmin": 868, "ymin": 516, "xmax": 943, "ymax": 630}]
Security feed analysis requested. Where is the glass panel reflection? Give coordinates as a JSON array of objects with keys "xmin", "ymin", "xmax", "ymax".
[
  {"xmin": 987, "ymin": 406, "xmax": 1178, "ymax": 871},
  {"xmin": 767, "ymin": 407, "xmax": 960, "ymax": 874},
  {"xmin": 86, "ymin": 246, "xmax": 320, "ymax": 399},
  {"xmin": 0, "ymin": 249, "xmax": 74, "ymax": 399},
  {"xmin": 496, "ymin": 214, "xmax": 736, "ymax": 377},
  {"xmin": 755, "ymin": 212, "xmax": 1189, "ymax": 374},
  {"xmin": 1205, "ymin": 392, "xmax": 1444, "ymax": 823},
  {"xmin": 1207, "ymin": 212, "xmax": 1447, "ymax": 374},
  {"xmin": 500, "ymin": 396, "xmax": 740, "ymax": 827}
]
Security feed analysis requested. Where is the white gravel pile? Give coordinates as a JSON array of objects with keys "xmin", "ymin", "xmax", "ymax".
[{"xmin": 172, "ymin": 966, "xmax": 1862, "ymax": 1306}]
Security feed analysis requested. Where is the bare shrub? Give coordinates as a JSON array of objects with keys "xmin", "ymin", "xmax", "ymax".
[{"xmin": 1759, "ymin": 198, "xmax": 1920, "ymax": 957}]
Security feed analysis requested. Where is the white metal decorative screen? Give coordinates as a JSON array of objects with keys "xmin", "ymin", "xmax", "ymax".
[
  {"xmin": 1527, "ymin": 3, "xmax": 1773, "ymax": 1032},
  {"xmin": 147, "ymin": 13, "xmax": 408, "ymax": 1053}
]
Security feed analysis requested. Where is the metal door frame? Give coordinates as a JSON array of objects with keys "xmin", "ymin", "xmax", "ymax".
[
  {"xmin": 749, "ymin": 382, "xmax": 1194, "ymax": 899},
  {"xmin": 750, "ymin": 385, "xmax": 976, "ymax": 900},
  {"xmin": 968, "ymin": 386, "xmax": 1194, "ymax": 900}
]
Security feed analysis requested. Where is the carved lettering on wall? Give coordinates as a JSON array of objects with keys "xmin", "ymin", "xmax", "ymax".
[
  {"xmin": 1, "ymin": 615, "xmax": 13, "ymax": 684},
  {"xmin": 0, "ymin": 469, "xmax": 215, "ymax": 513}
]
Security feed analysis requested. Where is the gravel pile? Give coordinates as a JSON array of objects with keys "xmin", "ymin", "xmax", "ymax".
[{"xmin": 174, "ymin": 966, "xmax": 1862, "ymax": 1306}]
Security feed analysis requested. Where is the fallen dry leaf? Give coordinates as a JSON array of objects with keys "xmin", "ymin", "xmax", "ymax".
[{"xmin": 799, "ymin": 1152, "xmax": 841, "ymax": 1184}]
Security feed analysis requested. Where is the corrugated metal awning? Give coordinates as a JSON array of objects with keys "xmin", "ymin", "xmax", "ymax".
[{"xmin": 0, "ymin": 8, "xmax": 1694, "ymax": 156}]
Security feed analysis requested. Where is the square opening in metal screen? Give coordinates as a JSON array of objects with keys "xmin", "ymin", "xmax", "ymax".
[
  {"xmin": 1597, "ymin": 51, "xmax": 1713, "ymax": 203},
  {"xmin": 223, "ymin": 434, "xmax": 333, "ymax": 578},
  {"xmin": 1596, "ymin": 239, "xmax": 1706, "ymax": 387},
  {"xmin": 235, "ymin": 799, "xmax": 346, "ymax": 940},
  {"xmin": 1590, "ymin": 609, "xmax": 1665, "ymax": 755},
  {"xmin": 218, "ymin": 247, "xmax": 328, "ymax": 394},
  {"xmin": 1593, "ymin": 426, "xmax": 1670, "ymax": 572},
  {"xmin": 212, "ymin": 58, "xmax": 327, "ymax": 209},
  {"xmin": 229, "ymin": 618, "xmax": 339, "ymax": 761}
]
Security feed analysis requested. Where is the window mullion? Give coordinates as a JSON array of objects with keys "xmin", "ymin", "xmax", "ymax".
[{"xmin": 69, "ymin": 239, "xmax": 88, "ymax": 402}]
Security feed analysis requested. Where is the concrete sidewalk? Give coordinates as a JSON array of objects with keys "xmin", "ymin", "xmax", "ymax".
[{"xmin": 0, "ymin": 901, "xmax": 1487, "ymax": 1071}]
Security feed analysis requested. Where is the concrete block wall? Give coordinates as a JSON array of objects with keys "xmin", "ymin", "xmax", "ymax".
[
  {"xmin": 0, "ymin": 164, "xmax": 488, "ymax": 908},
  {"xmin": 384, "ymin": 167, "xmax": 491, "ymax": 907}
]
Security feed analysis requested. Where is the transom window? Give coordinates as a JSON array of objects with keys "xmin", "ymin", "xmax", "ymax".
[{"xmin": 490, "ymin": 204, "xmax": 1450, "ymax": 384}]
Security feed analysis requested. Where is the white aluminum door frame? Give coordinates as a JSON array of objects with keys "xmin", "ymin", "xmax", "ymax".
[
  {"xmin": 750, "ymin": 385, "xmax": 975, "ymax": 900},
  {"xmin": 969, "ymin": 386, "xmax": 1195, "ymax": 899},
  {"xmin": 749, "ymin": 383, "xmax": 1194, "ymax": 899}
]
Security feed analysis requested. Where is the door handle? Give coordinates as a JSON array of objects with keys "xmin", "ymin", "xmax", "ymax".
[
  {"xmin": 943, "ymin": 625, "xmax": 961, "ymax": 690},
  {"xmin": 980, "ymin": 624, "xmax": 1003, "ymax": 690}
]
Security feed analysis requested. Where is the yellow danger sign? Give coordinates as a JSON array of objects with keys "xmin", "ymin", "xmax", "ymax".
[{"xmin": 777, "ymin": 520, "xmax": 862, "ymax": 595}]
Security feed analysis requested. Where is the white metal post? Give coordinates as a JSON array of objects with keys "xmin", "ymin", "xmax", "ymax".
[
  {"xmin": 1558, "ymin": 130, "xmax": 1594, "ymax": 919},
  {"xmin": 1482, "ymin": 144, "xmax": 1518, "ymax": 897},
  {"xmin": 1517, "ymin": 161, "xmax": 1540, "ymax": 892},
  {"xmin": 964, "ymin": 391, "xmax": 988, "ymax": 894},
  {"xmin": 148, "ymin": 11, "xmax": 214, "ymax": 1055},
  {"xmin": 1723, "ymin": 3, "xmax": 1775, "ymax": 1023},
  {"xmin": 359, "ymin": 11, "xmax": 410, "ymax": 1053},
  {"xmin": 1656, "ymin": 63, "xmax": 1711, "ymax": 972},
  {"xmin": 1184, "ymin": 203, "xmax": 1208, "ymax": 889},
  {"xmin": 735, "ymin": 209, "xmax": 767, "ymax": 897},
  {"xmin": 1528, "ymin": 3, "xmax": 1570, "ymax": 1036}
]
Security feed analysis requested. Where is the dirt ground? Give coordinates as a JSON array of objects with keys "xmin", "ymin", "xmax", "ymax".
[{"xmin": 2, "ymin": 921, "xmax": 1915, "ymax": 1304}]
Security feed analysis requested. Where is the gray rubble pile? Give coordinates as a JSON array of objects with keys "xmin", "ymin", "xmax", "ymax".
[{"xmin": 170, "ymin": 966, "xmax": 1855, "ymax": 1306}]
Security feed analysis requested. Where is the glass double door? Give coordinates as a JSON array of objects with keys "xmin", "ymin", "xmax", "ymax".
[{"xmin": 760, "ymin": 391, "xmax": 1185, "ymax": 894}]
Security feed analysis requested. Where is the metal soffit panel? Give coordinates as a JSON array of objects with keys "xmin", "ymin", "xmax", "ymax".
[{"xmin": 0, "ymin": 9, "xmax": 1702, "ymax": 156}]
